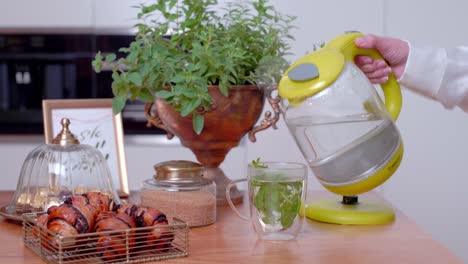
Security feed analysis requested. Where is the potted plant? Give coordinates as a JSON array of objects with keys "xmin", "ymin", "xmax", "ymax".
[{"xmin": 93, "ymin": 0, "xmax": 296, "ymax": 203}]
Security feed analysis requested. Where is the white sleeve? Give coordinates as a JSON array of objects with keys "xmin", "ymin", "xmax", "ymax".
[{"xmin": 399, "ymin": 43, "xmax": 468, "ymax": 112}]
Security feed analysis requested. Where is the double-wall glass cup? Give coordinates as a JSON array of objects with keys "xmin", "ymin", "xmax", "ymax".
[{"xmin": 226, "ymin": 162, "xmax": 307, "ymax": 241}]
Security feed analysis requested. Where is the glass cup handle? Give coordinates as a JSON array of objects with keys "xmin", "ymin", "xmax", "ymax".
[{"xmin": 226, "ymin": 179, "xmax": 249, "ymax": 221}]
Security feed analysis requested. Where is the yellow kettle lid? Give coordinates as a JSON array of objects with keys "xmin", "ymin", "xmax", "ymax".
[{"xmin": 278, "ymin": 49, "xmax": 345, "ymax": 105}]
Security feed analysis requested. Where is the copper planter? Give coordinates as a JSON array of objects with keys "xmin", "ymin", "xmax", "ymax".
[{"xmin": 145, "ymin": 85, "xmax": 280, "ymax": 204}]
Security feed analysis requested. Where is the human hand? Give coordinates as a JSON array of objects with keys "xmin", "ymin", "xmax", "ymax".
[{"xmin": 354, "ymin": 34, "xmax": 409, "ymax": 84}]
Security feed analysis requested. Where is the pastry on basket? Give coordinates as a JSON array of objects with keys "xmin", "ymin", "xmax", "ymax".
[
  {"xmin": 47, "ymin": 203, "xmax": 97, "ymax": 233},
  {"xmin": 94, "ymin": 211, "xmax": 136, "ymax": 261},
  {"xmin": 33, "ymin": 213, "xmax": 51, "ymax": 242},
  {"xmin": 64, "ymin": 191, "xmax": 115, "ymax": 213},
  {"xmin": 115, "ymin": 204, "xmax": 174, "ymax": 250},
  {"xmin": 36, "ymin": 203, "xmax": 98, "ymax": 250}
]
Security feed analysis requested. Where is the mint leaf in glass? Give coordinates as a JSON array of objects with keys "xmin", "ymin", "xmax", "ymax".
[{"xmin": 252, "ymin": 172, "xmax": 303, "ymax": 230}]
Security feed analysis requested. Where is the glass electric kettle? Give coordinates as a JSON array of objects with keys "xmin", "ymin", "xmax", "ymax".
[{"xmin": 279, "ymin": 32, "xmax": 403, "ymax": 225}]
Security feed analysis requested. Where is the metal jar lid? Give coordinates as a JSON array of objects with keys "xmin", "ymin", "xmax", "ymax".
[{"xmin": 153, "ymin": 160, "xmax": 212, "ymax": 188}]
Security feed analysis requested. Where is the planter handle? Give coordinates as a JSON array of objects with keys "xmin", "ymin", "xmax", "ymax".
[
  {"xmin": 248, "ymin": 85, "xmax": 281, "ymax": 142},
  {"xmin": 144, "ymin": 102, "xmax": 175, "ymax": 139}
]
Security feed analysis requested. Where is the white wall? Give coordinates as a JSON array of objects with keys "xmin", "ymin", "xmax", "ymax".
[
  {"xmin": 0, "ymin": 0, "xmax": 93, "ymax": 28},
  {"xmin": 383, "ymin": 0, "xmax": 468, "ymax": 261},
  {"xmin": 0, "ymin": 0, "xmax": 467, "ymax": 262}
]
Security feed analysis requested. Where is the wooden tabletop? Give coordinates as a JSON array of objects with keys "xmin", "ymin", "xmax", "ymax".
[{"xmin": 0, "ymin": 191, "xmax": 462, "ymax": 264}]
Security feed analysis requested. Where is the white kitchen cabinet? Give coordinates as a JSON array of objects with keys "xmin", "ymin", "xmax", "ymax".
[
  {"xmin": 0, "ymin": 0, "xmax": 93, "ymax": 29},
  {"xmin": 93, "ymin": 0, "xmax": 147, "ymax": 30},
  {"xmin": 0, "ymin": 0, "xmax": 149, "ymax": 31}
]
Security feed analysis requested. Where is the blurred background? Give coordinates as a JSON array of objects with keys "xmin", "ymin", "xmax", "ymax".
[{"xmin": 0, "ymin": 0, "xmax": 467, "ymax": 261}]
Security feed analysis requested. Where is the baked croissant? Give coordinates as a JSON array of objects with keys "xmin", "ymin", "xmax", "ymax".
[
  {"xmin": 94, "ymin": 211, "xmax": 136, "ymax": 261},
  {"xmin": 36, "ymin": 192, "xmax": 112, "ymax": 241},
  {"xmin": 34, "ymin": 203, "xmax": 97, "ymax": 249},
  {"xmin": 47, "ymin": 203, "xmax": 97, "ymax": 234},
  {"xmin": 33, "ymin": 213, "xmax": 50, "ymax": 241},
  {"xmin": 35, "ymin": 211, "xmax": 78, "ymax": 250},
  {"xmin": 115, "ymin": 204, "xmax": 173, "ymax": 250},
  {"xmin": 64, "ymin": 192, "xmax": 115, "ymax": 213}
]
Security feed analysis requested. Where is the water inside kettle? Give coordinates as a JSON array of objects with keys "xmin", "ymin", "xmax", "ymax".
[{"xmin": 287, "ymin": 115, "xmax": 401, "ymax": 186}]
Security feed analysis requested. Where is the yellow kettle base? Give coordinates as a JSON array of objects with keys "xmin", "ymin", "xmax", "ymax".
[{"xmin": 305, "ymin": 197, "xmax": 395, "ymax": 225}]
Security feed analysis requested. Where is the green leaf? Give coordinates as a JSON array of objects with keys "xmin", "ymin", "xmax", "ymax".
[
  {"xmin": 111, "ymin": 81, "xmax": 124, "ymax": 97},
  {"xmin": 218, "ymin": 82, "xmax": 229, "ymax": 97},
  {"xmin": 173, "ymin": 84, "xmax": 186, "ymax": 96},
  {"xmin": 279, "ymin": 181, "xmax": 302, "ymax": 228},
  {"xmin": 181, "ymin": 98, "xmax": 201, "ymax": 117},
  {"xmin": 119, "ymin": 47, "xmax": 130, "ymax": 54},
  {"xmin": 192, "ymin": 114, "xmax": 204, "ymax": 135},
  {"xmin": 105, "ymin": 53, "xmax": 116, "ymax": 62},
  {"xmin": 139, "ymin": 88, "xmax": 154, "ymax": 102},
  {"xmin": 155, "ymin": 90, "xmax": 173, "ymax": 99},
  {"xmin": 127, "ymin": 50, "xmax": 139, "ymax": 63},
  {"xmin": 170, "ymin": 74, "xmax": 185, "ymax": 83},
  {"xmin": 92, "ymin": 52, "xmax": 103, "ymax": 73},
  {"xmin": 181, "ymin": 89, "xmax": 197, "ymax": 98},
  {"xmin": 128, "ymin": 72, "xmax": 143, "ymax": 87},
  {"xmin": 139, "ymin": 62, "xmax": 153, "ymax": 76},
  {"xmin": 112, "ymin": 96, "xmax": 127, "ymax": 114},
  {"xmin": 252, "ymin": 172, "xmax": 303, "ymax": 229},
  {"xmin": 251, "ymin": 158, "xmax": 268, "ymax": 168}
]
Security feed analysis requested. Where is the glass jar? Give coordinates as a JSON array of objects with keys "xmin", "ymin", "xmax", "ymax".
[{"xmin": 140, "ymin": 160, "xmax": 216, "ymax": 227}]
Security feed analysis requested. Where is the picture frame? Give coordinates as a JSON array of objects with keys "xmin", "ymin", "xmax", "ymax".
[{"xmin": 42, "ymin": 98, "xmax": 129, "ymax": 197}]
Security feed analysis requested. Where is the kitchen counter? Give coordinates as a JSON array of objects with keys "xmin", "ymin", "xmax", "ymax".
[{"xmin": 0, "ymin": 191, "xmax": 462, "ymax": 264}]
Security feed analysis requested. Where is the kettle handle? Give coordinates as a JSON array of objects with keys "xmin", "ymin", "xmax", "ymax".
[{"xmin": 326, "ymin": 32, "xmax": 402, "ymax": 121}]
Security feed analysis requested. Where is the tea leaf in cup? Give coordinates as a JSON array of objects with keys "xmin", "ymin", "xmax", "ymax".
[
  {"xmin": 252, "ymin": 174, "xmax": 303, "ymax": 229},
  {"xmin": 251, "ymin": 158, "xmax": 268, "ymax": 168}
]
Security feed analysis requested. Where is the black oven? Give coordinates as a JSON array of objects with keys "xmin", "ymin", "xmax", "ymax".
[{"xmin": 0, "ymin": 31, "xmax": 161, "ymax": 135}]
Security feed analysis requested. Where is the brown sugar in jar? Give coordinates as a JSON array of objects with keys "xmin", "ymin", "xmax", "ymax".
[{"xmin": 140, "ymin": 160, "xmax": 216, "ymax": 227}]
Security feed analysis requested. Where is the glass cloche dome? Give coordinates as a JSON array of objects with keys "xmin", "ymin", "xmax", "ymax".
[{"xmin": 0, "ymin": 118, "xmax": 120, "ymax": 221}]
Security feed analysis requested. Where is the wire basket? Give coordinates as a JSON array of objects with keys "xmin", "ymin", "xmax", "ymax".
[{"xmin": 22, "ymin": 212, "xmax": 189, "ymax": 264}]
